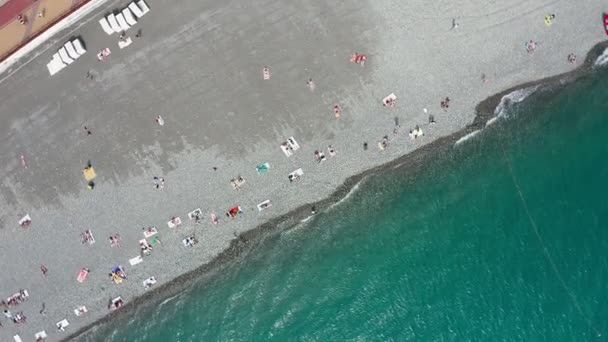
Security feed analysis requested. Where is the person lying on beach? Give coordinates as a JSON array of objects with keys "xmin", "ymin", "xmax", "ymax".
[
  {"xmin": 306, "ymin": 78, "xmax": 315, "ymax": 91},
  {"xmin": 333, "ymin": 104, "xmax": 342, "ymax": 119},
  {"xmin": 328, "ymin": 145, "xmax": 336, "ymax": 157}
]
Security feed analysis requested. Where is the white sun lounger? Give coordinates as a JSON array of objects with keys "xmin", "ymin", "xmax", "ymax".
[
  {"xmin": 56, "ymin": 319, "xmax": 69, "ymax": 331},
  {"xmin": 107, "ymin": 14, "xmax": 122, "ymax": 33},
  {"xmin": 35, "ymin": 331, "xmax": 48, "ymax": 339},
  {"xmin": 72, "ymin": 38, "xmax": 86, "ymax": 55},
  {"xmin": 287, "ymin": 137, "xmax": 300, "ymax": 150},
  {"xmin": 99, "ymin": 17, "xmax": 114, "ymax": 35},
  {"xmin": 138, "ymin": 0, "xmax": 150, "ymax": 14},
  {"xmin": 58, "ymin": 47, "xmax": 74, "ymax": 64},
  {"xmin": 122, "ymin": 8, "xmax": 137, "ymax": 26},
  {"xmin": 64, "ymin": 41, "xmax": 80, "ymax": 59},
  {"xmin": 116, "ymin": 13, "xmax": 130, "ymax": 31},
  {"xmin": 128, "ymin": 2, "xmax": 145, "ymax": 18}
]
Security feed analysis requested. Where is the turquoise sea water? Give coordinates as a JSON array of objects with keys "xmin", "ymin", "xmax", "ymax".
[{"xmin": 89, "ymin": 70, "xmax": 608, "ymax": 341}]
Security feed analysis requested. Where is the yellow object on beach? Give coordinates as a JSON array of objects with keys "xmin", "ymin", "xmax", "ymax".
[
  {"xmin": 112, "ymin": 274, "xmax": 123, "ymax": 284},
  {"xmin": 83, "ymin": 167, "xmax": 96, "ymax": 181},
  {"xmin": 544, "ymin": 16, "xmax": 552, "ymax": 27}
]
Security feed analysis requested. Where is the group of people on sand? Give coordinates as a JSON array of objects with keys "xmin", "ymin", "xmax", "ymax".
[
  {"xmin": 4, "ymin": 309, "xmax": 26, "ymax": 324},
  {"xmin": 1, "ymin": 290, "xmax": 28, "ymax": 307}
]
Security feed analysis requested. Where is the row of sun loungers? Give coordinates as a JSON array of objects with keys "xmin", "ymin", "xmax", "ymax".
[
  {"xmin": 46, "ymin": 38, "xmax": 86, "ymax": 76},
  {"xmin": 99, "ymin": 0, "xmax": 150, "ymax": 35}
]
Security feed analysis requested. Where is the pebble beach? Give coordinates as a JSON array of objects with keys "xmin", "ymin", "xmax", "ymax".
[{"xmin": 0, "ymin": 0, "xmax": 605, "ymax": 341}]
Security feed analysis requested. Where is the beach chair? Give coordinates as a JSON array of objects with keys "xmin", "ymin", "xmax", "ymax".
[
  {"xmin": 72, "ymin": 38, "xmax": 86, "ymax": 55},
  {"xmin": 128, "ymin": 2, "xmax": 145, "ymax": 18},
  {"xmin": 58, "ymin": 47, "xmax": 74, "ymax": 64},
  {"xmin": 138, "ymin": 0, "xmax": 150, "ymax": 14},
  {"xmin": 116, "ymin": 13, "xmax": 130, "ymax": 31},
  {"xmin": 99, "ymin": 17, "xmax": 114, "ymax": 35},
  {"xmin": 122, "ymin": 8, "xmax": 137, "ymax": 26},
  {"xmin": 280, "ymin": 143, "xmax": 293, "ymax": 157},
  {"xmin": 107, "ymin": 14, "xmax": 122, "ymax": 33},
  {"xmin": 110, "ymin": 296, "xmax": 124, "ymax": 310},
  {"xmin": 64, "ymin": 41, "xmax": 80, "ymax": 59},
  {"xmin": 47, "ymin": 53, "xmax": 66, "ymax": 76},
  {"xmin": 287, "ymin": 137, "xmax": 300, "ymax": 151}
]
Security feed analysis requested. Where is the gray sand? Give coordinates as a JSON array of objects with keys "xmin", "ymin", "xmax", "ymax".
[{"xmin": 0, "ymin": 0, "xmax": 605, "ymax": 340}]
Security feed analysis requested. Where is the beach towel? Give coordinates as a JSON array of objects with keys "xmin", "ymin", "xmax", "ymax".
[
  {"xmin": 143, "ymin": 227, "xmax": 157, "ymax": 238},
  {"xmin": 83, "ymin": 166, "xmax": 96, "ymax": 181},
  {"xmin": 256, "ymin": 162, "xmax": 270, "ymax": 174},
  {"xmin": 18, "ymin": 214, "xmax": 31, "ymax": 226},
  {"xmin": 167, "ymin": 217, "xmax": 181, "ymax": 228},
  {"xmin": 188, "ymin": 208, "xmax": 203, "ymax": 220},
  {"xmin": 77, "ymin": 268, "xmax": 89, "ymax": 283},
  {"xmin": 263, "ymin": 67, "xmax": 271, "ymax": 80},
  {"xmin": 118, "ymin": 37, "xmax": 133, "ymax": 49},
  {"xmin": 257, "ymin": 200, "xmax": 272, "ymax": 211},
  {"xmin": 211, "ymin": 213, "xmax": 219, "ymax": 224},
  {"xmin": 73, "ymin": 306, "xmax": 87, "ymax": 316},
  {"xmin": 382, "ymin": 93, "xmax": 397, "ymax": 107},
  {"xmin": 143, "ymin": 276, "xmax": 157, "ymax": 289},
  {"xmin": 13, "ymin": 335, "xmax": 22, "ymax": 342},
  {"xmin": 288, "ymin": 168, "xmax": 303, "ymax": 182},
  {"xmin": 129, "ymin": 256, "xmax": 143, "ymax": 266},
  {"xmin": 35, "ymin": 331, "xmax": 48, "ymax": 339}
]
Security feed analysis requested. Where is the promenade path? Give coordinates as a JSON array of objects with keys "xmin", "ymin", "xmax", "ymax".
[{"xmin": 0, "ymin": 0, "xmax": 87, "ymax": 60}]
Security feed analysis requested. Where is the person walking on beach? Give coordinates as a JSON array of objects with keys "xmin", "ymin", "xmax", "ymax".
[
  {"xmin": 451, "ymin": 18, "xmax": 459, "ymax": 30},
  {"xmin": 40, "ymin": 265, "xmax": 48, "ymax": 277}
]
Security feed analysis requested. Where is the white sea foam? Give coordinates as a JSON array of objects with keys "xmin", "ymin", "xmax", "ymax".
[
  {"xmin": 493, "ymin": 86, "xmax": 539, "ymax": 119},
  {"xmin": 454, "ymin": 130, "xmax": 481, "ymax": 146},
  {"xmin": 329, "ymin": 178, "xmax": 365, "ymax": 210},
  {"xmin": 594, "ymin": 47, "xmax": 608, "ymax": 67},
  {"xmin": 485, "ymin": 116, "xmax": 498, "ymax": 127}
]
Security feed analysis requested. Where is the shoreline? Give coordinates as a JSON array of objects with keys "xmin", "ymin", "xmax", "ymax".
[{"xmin": 66, "ymin": 40, "xmax": 608, "ymax": 342}]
